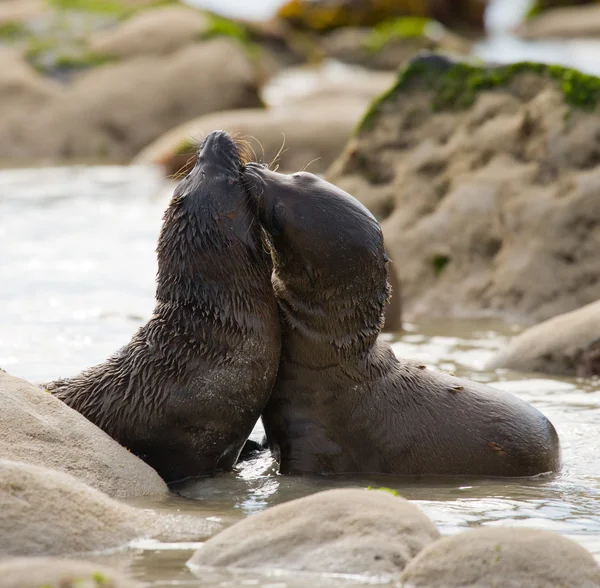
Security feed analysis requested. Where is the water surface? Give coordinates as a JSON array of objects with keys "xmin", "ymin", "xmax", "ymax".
[{"xmin": 1, "ymin": 167, "xmax": 599, "ymax": 587}]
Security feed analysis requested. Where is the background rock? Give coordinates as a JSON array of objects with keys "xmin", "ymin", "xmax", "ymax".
[
  {"xmin": 518, "ymin": 4, "xmax": 600, "ymax": 39},
  {"xmin": 399, "ymin": 527, "xmax": 600, "ymax": 587},
  {"xmin": 189, "ymin": 488, "xmax": 439, "ymax": 576},
  {"xmin": 0, "ymin": 557, "xmax": 141, "ymax": 588},
  {"xmin": 487, "ymin": 300, "xmax": 600, "ymax": 376},
  {"xmin": 0, "ymin": 370, "xmax": 167, "ymax": 499},
  {"xmin": 328, "ymin": 54, "xmax": 600, "ymax": 325}
]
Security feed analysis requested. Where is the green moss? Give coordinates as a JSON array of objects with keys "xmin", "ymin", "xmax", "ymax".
[
  {"xmin": 173, "ymin": 137, "xmax": 196, "ymax": 155},
  {"xmin": 364, "ymin": 17, "xmax": 431, "ymax": 54},
  {"xmin": 198, "ymin": 13, "xmax": 259, "ymax": 59},
  {"xmin": 432, "ymin": 254, "xmax": 450, "ymax": 276},
  {"xmin": 358, "ymin": 53, "xmax": 600, "ymax": 132},
  {"xmin": 0, "ymin": 21, "xmax": 27, "ymax": 40},
  {"xmin": 54, "ymin": 50, "xmax": 115, "ymax": 70},
  {"xmin": 367, "ymin": 486, "xmax": 400, "ymax": 496},
  {"xmin": 47, "ymin": 0, "xmax": 177, "ymax": 20},
  {"xmin": 91, "ymin": 571, "xmax": 108, "ymax": 585}
]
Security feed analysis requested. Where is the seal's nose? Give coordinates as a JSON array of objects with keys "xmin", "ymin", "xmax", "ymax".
[{"xmin": 201, "ymin": 130, "xmax": 236, "ymax": 160}]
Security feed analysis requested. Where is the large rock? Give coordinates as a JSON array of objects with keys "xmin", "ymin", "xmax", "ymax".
[
  {"xmin": 487, "ymin": 300, "xmax": 600, "ymax": 376},
  {"xmin": 0, "ymin": 557, "xmax": 141, "ymax": 588},
  {"xmin": 89, "ymin": 5, "xmax": 210, "ymax": 58},
  {"xmin": 4, "ymin": 38, "xmax": 262, "ymax": 161},
  {"xmin": 134, "ymin": 93, "xmax": 380, "ymax": 176},
  {"xmin": 519, "ymin": 4, "xmax": 600, "ymax": 39},
  {"xmin": 0, "ymin": 370, "xmax": 167, "ymax": 499},
  {"xmin": 188, "ymin": 488, "xmax": 439, "ymax": 576},
  {"xmin": 0, "ymin": 459, "xmax": 217, "ymax": 558},
  {"xmin": 328, "ymin": 54, "xmax": 600, "ymax": 325},
  {"xmin": 399, "ymin": 527, "xmax": 600, "ymax": 587}
]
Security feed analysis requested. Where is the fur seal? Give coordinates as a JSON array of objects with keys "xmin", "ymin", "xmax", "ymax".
[
  {"xmin": 243, "ymin": 163, "xmax": 561, "ymax": 477},
  {"xmin": 47, "ymin": 131, "xmax": 281, "ymax": 483}
]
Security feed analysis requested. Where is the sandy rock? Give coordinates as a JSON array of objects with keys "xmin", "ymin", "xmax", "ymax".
[
  {"xmin": 488, "ymin": 300, "xmax": 600, "ymax": 376},
  {"xmin": 89, "ymin": 5, "xmax": 209, "ymax": 59},
  {"xmin": 134, "ymin": 94, "xmax": 372, "ymax": 176},
  {"xmin": 0, "ymin": 370, "xmax": 167, "ymax": 499},
  {"xmin": 518, "ymin": 5, "xmax": 600, "ymax": 39},
  {"xmin": 8, "ymin": 38, "xmax": 262, "ymax": 161},
  {"xmin": 0, "ymin": 557, "xmax": 141, "ymax": 588},
  {"xmin": 0, "ymin": 0, "xmax": 45, "ymax": 26},
  {"xmin": 0, "ymin": 459, "xmax": 147, "ymax": 557},
  {"xmin": 328, "ymin": 54, "xmax": 600, "ymax": 324},
  {"xmin": 188, "ymin": 488, "xmax": 439, "ymax": 576},
  {"xmin": 399, "ymin": 527, "xmax": 600, "ymax": 587}
]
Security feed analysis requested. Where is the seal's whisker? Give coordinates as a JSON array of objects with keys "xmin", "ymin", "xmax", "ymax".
[
  {"xmin": 270, "ymin": 133, "xmax": 287, "ymax": 169},
  {"xmin": 299, "ymin": 157, "xmax": 321, "ymax": 172}
]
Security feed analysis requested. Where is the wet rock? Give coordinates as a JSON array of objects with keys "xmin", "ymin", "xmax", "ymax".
[
  {"xmin": 488, "ymin": 300, "xmax": 600, "ymax": 376},
  {"xmin": 0, "ymin": 370, "xmax": 167, "ymax": 499},
  {"xmin": 188, "ymin": 488, "xmax": 439, "ymax": 576},
  {"xmin": 328, "ymin": 53, "xmax": 600, "ymax": 324},
  {"xmin": 277, "ymin": 0, "xmax": 486, "ymax": 33},
  {"xmin": 134, "ymin": 92, "xmax": 382, "ymax": 176},
  {"xmin": 0, "ymin": 557, "xmax": 141, "ymax": 588},
  {"xmin": 321, "ymin": 20, "xmax": 470, "ymax": 70},
  {"xmin": 8, "ymin": 38, "xmax": 262, "ymax": 161},
  {"xmin": 399, "ymin": 527, "xmax": 600, "ymax": 587},
  {"xmin": 89, "ymin": 5, "xmax": 210, "ymax": 58},
  {"xmin": 0, "ymin": 459, "xmax": 218, "ymax": 558}
]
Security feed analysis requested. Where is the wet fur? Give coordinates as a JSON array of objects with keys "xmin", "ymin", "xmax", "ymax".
[
  {"xmin": 244, "ymin": 164, "xmax": 561, "ymax": 477},
  {"xmin": 47, "ymin": 132, "xmax": 280, "ymax": 483}
]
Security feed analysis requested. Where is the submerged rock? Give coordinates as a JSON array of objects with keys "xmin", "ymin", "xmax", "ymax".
[
  {"xmin": 328, "ymin": 53, "xmax": 600, "ymax": 324},
  {"xmin": 0, "ymin": 557, "xmax": 141, "ymax": 588},
  {"xmin": 488, "ymin": 300, "xmax": 600, "ymax": 376},
  {"xmin": 188, "ymin": 488, "xmax": 439, "ymax": 576},
  {"xmin": 399, "ymin": 527, "xmax": 600, "ymax": 587},
  {"xmin": 0, "ymin": 370, "xmax": 167, "ymax": 499}
]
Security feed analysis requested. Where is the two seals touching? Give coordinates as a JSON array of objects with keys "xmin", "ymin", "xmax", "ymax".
[
  {"xmin": 243, "ymin": 163, "xmax": 561, "ymax": 477},
  {"xmin": 47, "ymin": 131, "xmax": 281, "ymax": 483}
]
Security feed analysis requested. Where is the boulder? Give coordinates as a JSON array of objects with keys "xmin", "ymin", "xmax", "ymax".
[
  {"xmin": 399, "ymin": 527, "xmax": 600, "ymax": 587},
  {"xmin": 321, "ymin": 20, "xmax": 470, "ymax": 71},
  {"xmin": 0, "ymin": 459, "xmax": 218, "ymax": 558},
  {"xmin": 134, "ymin": 93, "xmax": 377, "ymax": 176},
  {"xmin": 5, "ymin": 38, "xmax": 262, "ymax": 161},
  {"xmin": 0, "ymin": 557, "xmax": 141, "ymax": 588},
  {"xmin": 487, "ymin": 300, "xmax": 600, "ymax": 376},
  {"xmin": 0, "ymin": 370, "xmax": 167, "ymax": 499},
  {"xmin": 518, "ymin": 4, "xmax": 600, "ymax": 39},
  {"xmin": 188, "ymin": 488, "xmax": 439, "ymax": 576},
  {"xmin": 276, "ymin": 0, "xmax": 486, "ymax": 32},
  {"xmin": 328, "ymin": 53, "xmax": 600, "ymax": 325},
  {"xmin": 89, "ymin": 5, "xmax": 210, "ymax": 58}
]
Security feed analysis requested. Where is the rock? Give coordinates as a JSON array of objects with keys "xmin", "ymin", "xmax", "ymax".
[
  {"xmin": 10, "ymin": 38, "xmax": 263, "ymax": 161},
  {"xmin": 321, "ymin": 20, "xmax": 470, "ymax": 70},
  {"xmin": 0, "ymin": 557, "xmax": 141, "ymax": 588},
  {"xmin": 399, "ymin": 527, "xmax": 600, "ymax": 587},
  {"xmin": 0, "ymin": 0, "xmax": 44, "ymax": 27},
  {"xmin": 277, "ymin": 0, "xmax": 486, "ymax": 33},
  {"xmin": 89, "ymin": 5, "xmax": 210, "ymax": 58},
  {"xmin": 487, "ymin": 300, "xmax": 600, "ymax": 376},
  {"xmin": 328, "ymin": 53, "xmax": 600, "ymax": 324},
  {"xmin": 134, "ymin": 93, "xmax": 377, "ymax": 176},
  {"xmin": 0, "ymin": 459, "xmax": 147, "ymax": 557},
  {"xmin": 0, "ymin": 459, "xmax": 218, "ymax": 558},
  {"xmin": 0, "ymin": 370, "xmax": 167, "ymax": 499},
  {"xmin": 188, "ymin": 488, "xmax": 439, "ymax": 576},
  {"xmin": 518, "ymin": 4, "xmax": 600, "ymax": 39}
]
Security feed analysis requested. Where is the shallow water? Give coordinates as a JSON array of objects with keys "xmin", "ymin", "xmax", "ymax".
[{"xmin": 1, "ymin": 166, "xmax": 599, "ymax": 586}]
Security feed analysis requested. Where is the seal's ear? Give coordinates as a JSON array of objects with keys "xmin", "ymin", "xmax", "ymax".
[{"xmin": 304, "ymin": 261, "xmax": 317, "ymax": 287}]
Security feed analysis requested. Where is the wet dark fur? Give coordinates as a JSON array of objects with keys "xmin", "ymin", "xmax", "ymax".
[
  {"xmin": 243, "ymin": 163, "xmax": 561, "ymax": 477},
  {"xmin": 46, "ymin": 132, "xmax": 281, "ymax": 483}
]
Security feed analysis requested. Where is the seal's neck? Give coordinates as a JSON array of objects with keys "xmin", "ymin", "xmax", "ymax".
[
  {"xmin": 155, "ymin": 195, "xmax": 269, "ymax": 308},
  {"xmin": 274, "ymin": 268, "xmax": 389, "ymax": 366}
]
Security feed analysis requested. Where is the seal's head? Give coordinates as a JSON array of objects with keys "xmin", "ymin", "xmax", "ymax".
[
  {"xmin": 243, "ymin": 163, "xmax": 389, "ymax": 348},
  {"xmin": 157, "ymin": 131, "xmax": 265, "ymax": 305}
]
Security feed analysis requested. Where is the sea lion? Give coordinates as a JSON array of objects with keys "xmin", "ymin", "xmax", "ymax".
[
  {"xmin": 243, "ymin": 163, "xmax": 561, "ymax": 477},
  {"xmin": 47, "ymin": 131, "xmax": 281, "ymax": 483}
]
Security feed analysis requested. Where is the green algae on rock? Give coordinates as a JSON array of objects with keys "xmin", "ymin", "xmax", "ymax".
[{"xmin": 359, "ymin": 52, "xmax": 600, "ymax": 131}]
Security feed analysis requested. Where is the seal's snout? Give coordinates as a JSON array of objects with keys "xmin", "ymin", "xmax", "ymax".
[{"xmin": 200, "ymin": 130, "xmax": 239, "ymax": 169}]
